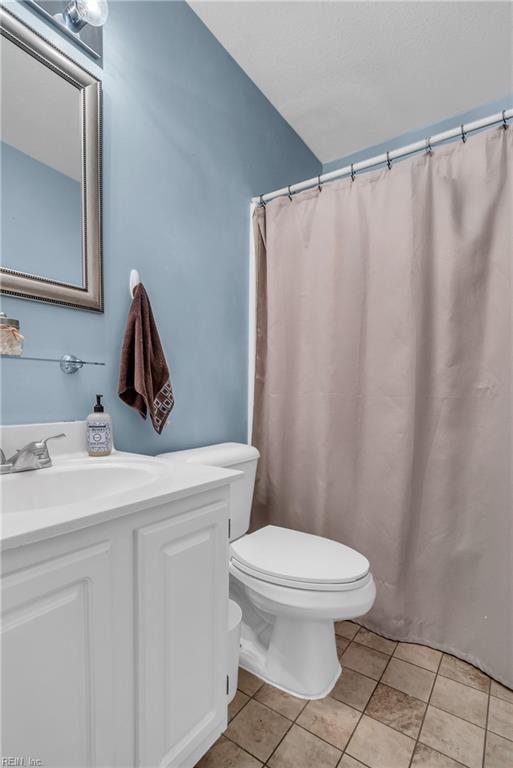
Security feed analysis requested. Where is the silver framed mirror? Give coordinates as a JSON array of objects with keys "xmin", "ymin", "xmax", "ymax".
[{"xmin": 0, "ymin": 6, "xmax": 102, "ymax": 312}]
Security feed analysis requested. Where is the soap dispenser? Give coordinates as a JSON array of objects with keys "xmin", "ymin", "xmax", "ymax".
[{"xmin": 87, "ymin": 394, "xmax": 113, "ymax": 456}]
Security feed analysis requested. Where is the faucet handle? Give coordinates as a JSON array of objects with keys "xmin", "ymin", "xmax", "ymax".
[
  {"xmin": 42, "ymin": 433, "xmax": 66, "ymax": 446},
  {"xmin": 32, "ymin": 433, "xmax": 67, "ymax": 468}
]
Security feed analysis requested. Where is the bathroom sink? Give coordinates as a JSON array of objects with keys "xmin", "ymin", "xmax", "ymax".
[
  {"xmin": 0, "ymin": 421, "xmax": 241, "ymax": 550},
  {"xmin": 1, "ymin": 455, "xmax": 170, "ymax": 514}
]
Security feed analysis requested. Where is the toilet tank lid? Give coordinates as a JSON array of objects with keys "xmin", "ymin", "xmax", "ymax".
[{"xmin": 158, "ymin": 442, "xmax": 260, "ymax": 467}]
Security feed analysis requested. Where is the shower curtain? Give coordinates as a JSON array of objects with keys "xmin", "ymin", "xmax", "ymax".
[{"xmin": 251, "ymin": 127, "xmax": 512, "ymax": 687}]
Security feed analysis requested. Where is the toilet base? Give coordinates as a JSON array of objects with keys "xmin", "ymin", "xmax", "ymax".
[
  {"xmin": 239, "ymin": 655, "xmax": 342, "ymax": 701},
  {"xmin": 239, "ymin": 616, "xmax": 342, "ymax": 699}
]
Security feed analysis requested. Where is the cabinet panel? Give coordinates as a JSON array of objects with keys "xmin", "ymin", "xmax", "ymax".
[
  {"xmin": 1, "ymin": 542, "xmax": 114, "ymax": 767},
  {"xmin": 137, "ymin": 501, "xmax": 228, "ymax": 768}
]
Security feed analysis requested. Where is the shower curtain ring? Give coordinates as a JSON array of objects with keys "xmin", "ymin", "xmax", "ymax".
[
  {"xmin": 460, "ymin": 124, "xmax": 467, "ymax": 143},
  {"xmin": 317, "ymin": 175, "xmax": 322, "ymax": 192},
  {"xmin": 288, "ymin": 185, "xmax": 293, "ymax": 201},
  {"xmin": 386, "ymin": 151, "xmax": 392, "ymax": 170},
  {"xmin": 425, "ymin": 136, "xmax": 432, "ymax": 155},
  {"xmin": 259, "ymin": 194, "xmax": 266, "ymax": 207},
  {"xmin": 351, "ymin": 163, "xmax": 356, "ymax": 182},
  {"xmin": 502, "ymin": 109, "xmax": 509, "ymax": 129}
]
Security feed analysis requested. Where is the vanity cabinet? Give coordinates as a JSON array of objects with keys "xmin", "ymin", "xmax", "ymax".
[
  {"xmin": 1, "ymin": 487, "xmax": 230, "ymax": 768},
  {"xmin": 1, "ymin": 541, "xmax": 114, "ymax": 768},
  {"xmin": 136, "ymin": 500, "xmax": 228, "ymax": 767}
]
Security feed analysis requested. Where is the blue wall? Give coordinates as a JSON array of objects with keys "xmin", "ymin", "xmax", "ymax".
[
  {"xmin": 0, "ymin": 0, "xmax": 320, "ymax": 453},
  {"xmin": 3, "ymin": 1, "xmax": 509, "ymax": 456},
  {"xmin": 322, "ymin": 95, "xmax": 513, "ymax": 174},
  {"xmin": 1, "ymin": 141, "xmax": 82, "ymax": 285}
]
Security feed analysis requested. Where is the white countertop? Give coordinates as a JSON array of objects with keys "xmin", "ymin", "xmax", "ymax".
[{"xmin": 0, "ymin": 421, "xmax": 241, "ymax": 550}]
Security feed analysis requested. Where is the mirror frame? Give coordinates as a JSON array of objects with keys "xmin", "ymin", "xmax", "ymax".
[{"xmin": 0, "ymin": 7, "xmax": 103, "ymax": 312}]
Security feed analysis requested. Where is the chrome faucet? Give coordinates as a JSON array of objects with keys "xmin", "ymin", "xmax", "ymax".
[{"xmin": 0, "ymin": 434, "xmax": 66, "ymax": 474}]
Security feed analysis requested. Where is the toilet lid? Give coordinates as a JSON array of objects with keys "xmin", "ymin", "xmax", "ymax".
[{"xmin": 230, "ymin": 525, "xmax": 369, "ymax": 587}]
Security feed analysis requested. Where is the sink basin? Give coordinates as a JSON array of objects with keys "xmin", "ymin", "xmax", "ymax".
[
  {"xmin": 1, "ymin": 456, "xmax": 170, "ymax": 514},
  {"xmin": 0, "ymin": 421, "xmax": 241, "ymax": 550}
]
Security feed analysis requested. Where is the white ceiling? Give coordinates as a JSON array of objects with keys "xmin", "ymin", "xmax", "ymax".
[
  {"xmin": 1, "ymin": 36, "xmax": 81, "ymax": 181},
  {"xmin": 190, "ymin": 1, "xmax": 513, "ymax": 164}
]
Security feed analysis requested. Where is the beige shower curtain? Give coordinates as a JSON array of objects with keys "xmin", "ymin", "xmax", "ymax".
[{"xmin": 252, "ymin": 127, "xmax": 512, "ymax": 687}]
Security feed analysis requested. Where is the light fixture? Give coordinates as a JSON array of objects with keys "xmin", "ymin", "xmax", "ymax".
[
  {"xmin": 63, "ymin": 0, "xmax": 109, "ymax": 32},
  {"xmin": 25, "ymin": 0, "xmax": 106, "ymax": 60}
]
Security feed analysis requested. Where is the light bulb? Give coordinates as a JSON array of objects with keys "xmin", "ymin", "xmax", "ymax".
[
  {"xmin": 63, "ymin": 0, "xmax": 109, "ymax": 31},
  {"xmin": 75, "ymin": 0, "xmax": 109, "ymax": 27}
]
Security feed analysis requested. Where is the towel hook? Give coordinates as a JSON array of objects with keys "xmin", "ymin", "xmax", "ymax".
[{"xmin": 129, "ymin": 269, "xmax": 140, "ymax": 298}]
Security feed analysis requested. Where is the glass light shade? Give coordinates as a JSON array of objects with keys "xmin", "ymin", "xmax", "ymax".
[
  {"xmin": 64, "ymin": 0, "xmax": 108, "ymax": 31},
  {"xmin": 74, "ymin": 0, "xmax": 109, "ymax": 27}
]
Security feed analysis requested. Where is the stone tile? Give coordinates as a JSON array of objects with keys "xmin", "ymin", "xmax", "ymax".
[
  {"xmin": 381, "ymin": 657, "xmax": 435, "ymax": 702},
  {"xmin": 430, "ymin": 675, "xmax": 488, "ymax": 727},
  {"xmin": 340, "ymin": 642, "xmax": 389, "ymax": 680},
  {"xmin": 411, "ymin": 742, "xmax": 466, "ymax": 767},
  {"xmin": 195, "ymin": 736, "xmax": 262, "ymax": 767},
  {"xmin": 297, "ymin": 696, "xmax": 360, "ymax": 750},
  {"xmin": 488, "ymin": 696, "xmax": 513, "ymax": 741},
  {"xmin": 331, "ymin": 667, "xmax": 377, "ymax": 711},
  {"xmin": 438, "ymin": 655, "xmax": 490, "ymax": 693},
  {"xmin": 338, "ymin": 756, "xmax": 368, "ymax": 768},
  {"xmin": 335, "ymin": 621, "xmax": 360, "ymax": 640},
  {"xmin": 267, "ymin": 724, "xmax": 341, "ymax": 768},
  {"xmin": 419, "ymin": 705, "xmax": 485, "ymax": 768},
  {"xmin": 393, "ymin": 642, "xmax": 442, "ymax": 672},
  {"xmin": 336, "ymin": 635, "xmax": 351, "ymax": 656},
  {"xmin": 254, "ymin": 683, "xmax": 306, "ymax": 721},
  {"xmin": 491, "ymin": 680, "xmax": 513, "ymax": 704},
  {"xmin": 365, "ymin": 682, "xmax": 426, "ymax": 738},
  {"xmin": 354, "ymin": 627, "xmax": 397, "ymax": 655},
  {"xmin": 229, "ymin": 690, "xmax": 250, "ymax": 721},
  {"xmin": 225, "ymin": 699, "xmax": 290, "ymax": 763},
  {"xmin": 485, "ymin": 731, "xmax": 513, "ymax": 768},
  {"xmin": 346, "ymin": 714, "xmax": 415, "ymax": 768},
  {"xmin": 237, "ymin": 668, "xmax": 264, "ymax": 696}
]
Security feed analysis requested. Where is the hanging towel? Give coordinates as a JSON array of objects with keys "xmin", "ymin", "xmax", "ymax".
[{"xmin": 118, "ymin": 283, "xmax": 174, "ymax": 434}]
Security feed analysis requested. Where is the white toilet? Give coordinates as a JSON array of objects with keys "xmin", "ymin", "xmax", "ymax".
[{"xmin": 159, "ymin": 443, "xmax": 376, "ymax": 700}]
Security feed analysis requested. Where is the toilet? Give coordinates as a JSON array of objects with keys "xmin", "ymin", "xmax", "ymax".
[{"xmin": 159, "ymin": 443, "xmax": 376, "ymax": 700}]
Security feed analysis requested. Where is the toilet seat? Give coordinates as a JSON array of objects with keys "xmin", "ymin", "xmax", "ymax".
[{"xmin": 230, "ymin": 525, "xmax": 370, "ymax": 592}]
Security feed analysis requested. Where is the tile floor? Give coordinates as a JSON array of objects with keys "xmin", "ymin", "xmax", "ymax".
[{"xmin": 196, "ymin": 621, "xmax": 513, "ymax": 768}]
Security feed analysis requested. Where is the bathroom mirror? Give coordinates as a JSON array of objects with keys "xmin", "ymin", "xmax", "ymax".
[{"xmin": 0, "ymin": 7, "xmax": 103, "ymax": 311}]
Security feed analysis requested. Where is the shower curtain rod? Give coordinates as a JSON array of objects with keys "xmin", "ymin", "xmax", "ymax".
[{"xmin": 252, "ymin": 108, "xmax": 513, "ymax": 205}]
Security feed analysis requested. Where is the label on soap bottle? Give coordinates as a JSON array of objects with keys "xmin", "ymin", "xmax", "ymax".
[{"xmin": 88, "ymin": 422, "xmax": 112, "ymax": 454}]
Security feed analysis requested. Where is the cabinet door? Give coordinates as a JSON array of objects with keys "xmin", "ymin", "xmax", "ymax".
[
  {"xmin": 136, "ymin": 500, "xmax": 228, "ymax": 768},
  {"xmin": 1, "ymin": 541, "xmax": 114, "ymax": 767}
]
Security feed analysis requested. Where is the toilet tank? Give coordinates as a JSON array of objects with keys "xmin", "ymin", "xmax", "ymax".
[{"xmin": 158, "ymin": 443, "xmax": 260, "ymax": 541}]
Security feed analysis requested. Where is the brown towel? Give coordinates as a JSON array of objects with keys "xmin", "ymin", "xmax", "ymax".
[{"xmin": 118, "ymin": 283, "xmax": 174, "ymax": 434}]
